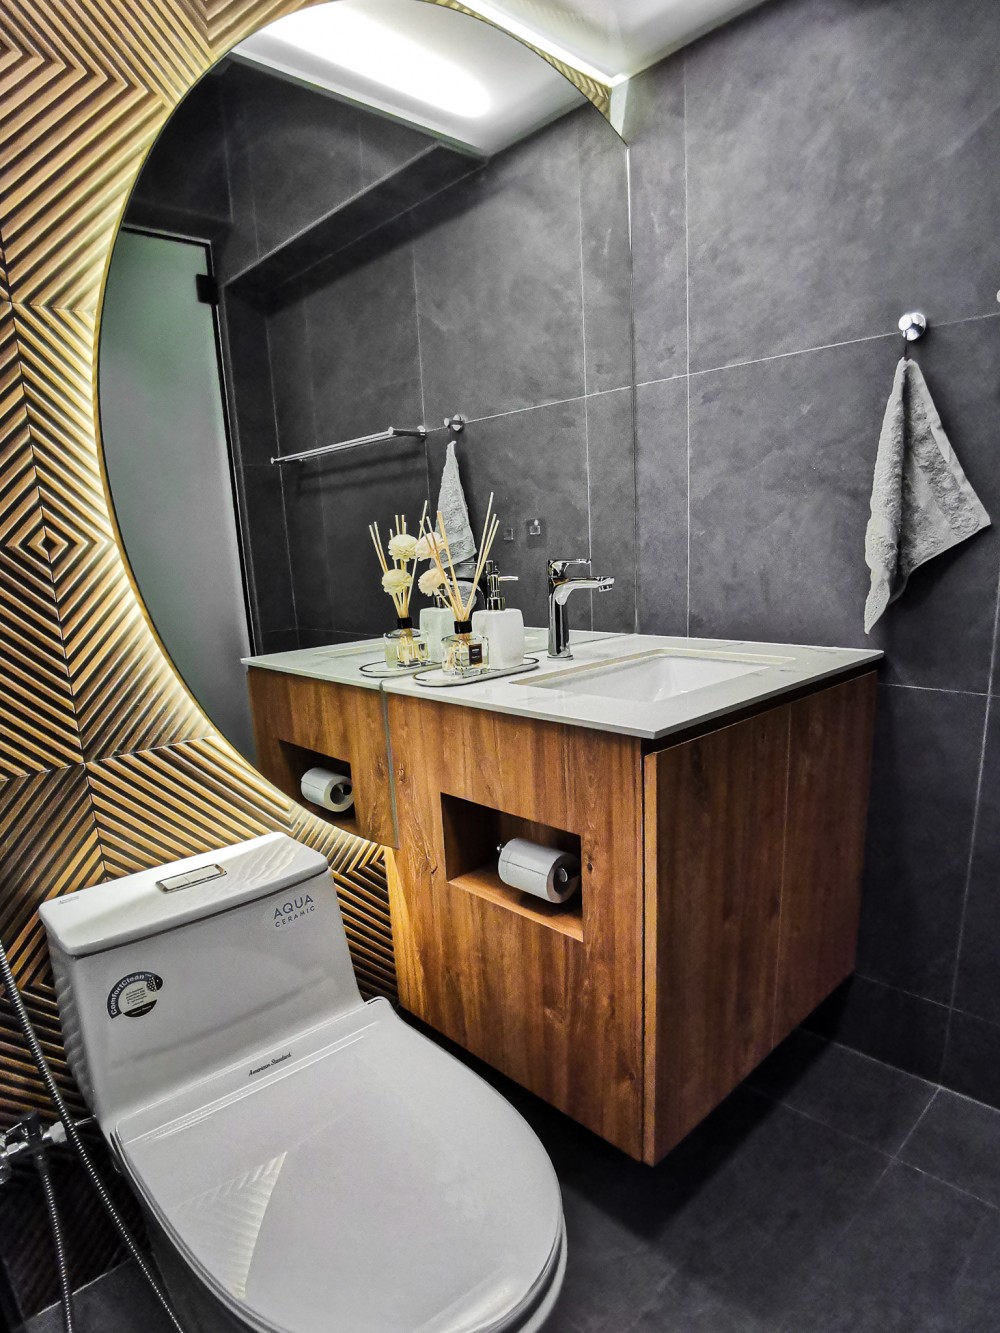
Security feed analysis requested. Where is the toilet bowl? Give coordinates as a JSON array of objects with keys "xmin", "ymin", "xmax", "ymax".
[{"xmin": 39, "ymin": 833, "xmax": 566, "ymax": 1332}]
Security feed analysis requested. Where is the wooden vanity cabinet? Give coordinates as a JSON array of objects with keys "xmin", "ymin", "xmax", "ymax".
[
  {"xmin": 247, "ymin": 667, "xmax": 397, "ymax": 847},
  {"xmin": 248, "ymin": 664, "xmax": 876, "ymax": 1163},
  {"xmin": 387, "ymin": 694, "xmax": 646, "ymax": 1156},
  {"xmin": 387, "ymin": 671, "xmax": 877, "ymax": 1164}
]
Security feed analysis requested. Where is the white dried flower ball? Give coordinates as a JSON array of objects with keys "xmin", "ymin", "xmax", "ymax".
[
  {"xmin": 387, "ymin": 532, "xmax": 418, "ymax": 562},
  {"xmin": 418, "ymin": 567, "xmax": 447, "ymax": 597},
  {"xmin": 381, "ymin": 568, "xmax": 410, "ymax": 594},
  {"xmin": 414, "ymin": 532, "xmax": 442, "ymax": 560}
]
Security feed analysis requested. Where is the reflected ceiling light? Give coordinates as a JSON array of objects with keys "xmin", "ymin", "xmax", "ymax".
[
  {"xmin": 455, "ymin": 0, "xmax": 628, "ymax": 86},
  {"xmin": 259, "ymin": 7, "xmax": 493, "ymax": 119}
]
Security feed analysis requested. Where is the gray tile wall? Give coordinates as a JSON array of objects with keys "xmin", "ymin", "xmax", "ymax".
[
  {"xmin": 264, "ymin": 105, "xmax": 637, "ymax": 643},
  {"xmin": 628, "ymin": 0, "xmax": 1000, "ymax": 1098}
]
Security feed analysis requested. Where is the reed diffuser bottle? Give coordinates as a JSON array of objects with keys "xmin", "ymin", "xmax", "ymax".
[
  {"xmin": 417, "ymin": 494, "xmax": 501, "ymax": 678},
  {"xmin": 369, "ymin": 509, "xmax": 430, "ymax": 669}
]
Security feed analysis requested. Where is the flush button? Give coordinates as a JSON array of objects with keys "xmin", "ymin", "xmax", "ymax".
[{"xmin": 156, "ymin": 864, "xmax": 226, "ymax": 893}]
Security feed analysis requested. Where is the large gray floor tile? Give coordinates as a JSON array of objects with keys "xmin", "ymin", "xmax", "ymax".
[
  {"xmin": 899, "ymin": 1089, "xmax": 1000, "ymax": 1207},
  {"xmin": 782, "ymin": 1162, "xmax": 1000, "ymax": 1333},
  {"xmin": 749, "ymin": 1030, "xmax": 936, "ymax": 1154}
]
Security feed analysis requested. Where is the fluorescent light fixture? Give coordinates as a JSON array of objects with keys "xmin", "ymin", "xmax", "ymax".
[{"xmin": 259, "ymin": 6, "xmax": 493, "ymax": 119}]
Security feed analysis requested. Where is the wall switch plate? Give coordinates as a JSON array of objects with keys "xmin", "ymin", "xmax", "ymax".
[{"xmin": 503, "ymin": 526, "xmax": 515, "ymax": 542}]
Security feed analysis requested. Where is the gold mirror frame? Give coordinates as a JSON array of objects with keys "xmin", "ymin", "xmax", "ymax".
[{"xmin": 0, "ymin": 0, "xmax": 614, "ymax": 1117}]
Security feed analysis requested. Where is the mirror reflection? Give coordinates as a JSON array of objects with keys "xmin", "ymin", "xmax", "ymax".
[{"xmin": 99, "ymin": 0, "xmax": 636, "ymax": 758}]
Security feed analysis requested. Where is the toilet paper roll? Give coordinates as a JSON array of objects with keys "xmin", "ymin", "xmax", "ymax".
[
  {"xmin": 497, "ymin": 839, "xmax": 580, "ymax": 904},
  {"xmin": 300, "ymin": 767, "xmax": 354, "ymax": 814}
]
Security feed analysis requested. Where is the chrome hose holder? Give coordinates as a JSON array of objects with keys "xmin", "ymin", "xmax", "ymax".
[{"xmin": 0, "ymin": 1114, "xmax": 72, "ymax": 1186}]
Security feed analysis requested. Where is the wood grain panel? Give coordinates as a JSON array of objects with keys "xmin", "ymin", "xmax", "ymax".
[
  {"xmin": 388, "ymin": 694, "xmax": 645, "ymax": 1157},
  {"xmin": 643, "ymin": 707, "xmax": 790, "ymax": 1163},
  {"xmin": 248, "ymin": 667, "xmax": 397, "ymax": 848},
  {"xmin": 773, "ymin": 673, "xmax": 877, "ymax": 1036}
]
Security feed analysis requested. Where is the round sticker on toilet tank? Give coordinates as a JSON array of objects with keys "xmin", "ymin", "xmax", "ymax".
[{"xmin": 107, "ymin": 972, "xmax": 163, "ymax": 1019}]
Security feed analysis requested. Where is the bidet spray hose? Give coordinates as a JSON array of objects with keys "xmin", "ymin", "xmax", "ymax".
[
  {"xmin": 0, "ymin": 937, "xmax": 184, "ymax": 1332},
  {"xmin": 33, "ymin": 1132, "xmax": 73, "ymax": 1333}
]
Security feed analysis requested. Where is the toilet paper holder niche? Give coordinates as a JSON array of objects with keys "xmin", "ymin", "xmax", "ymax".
[{"xmin": 496, "ymin": 839, "xmax": 581, "ymax": 906}]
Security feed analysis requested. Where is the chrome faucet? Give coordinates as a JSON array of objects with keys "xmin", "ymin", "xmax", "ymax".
[{"xmin": 547, "ymin": 558, "xmax": 615, "ymax": 659}]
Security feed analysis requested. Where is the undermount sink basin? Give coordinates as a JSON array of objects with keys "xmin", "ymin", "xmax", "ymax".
[{"xmin": 527, "ymin": 650, "xmax": 787, "ymax": 704}]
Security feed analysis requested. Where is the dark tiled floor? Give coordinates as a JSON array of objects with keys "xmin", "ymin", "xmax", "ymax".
[
  {"xmin": 23, "ymin": 1261, "xmax": 175, "ymax": 1333},
  {"xmin": 23, "ymin": 1033, "xmax": 1000, "ymax": 1333}
]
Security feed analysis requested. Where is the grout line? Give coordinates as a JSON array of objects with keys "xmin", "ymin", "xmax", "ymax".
[
  {"xmin": 943, "ymin": 692, "xmax": 994, "ymax": 1059},
  {"xmin": 410, "ymin": 243, "xmax": 432, "ymax": 504},
  {"xmin": 933, "ymin": 309, "xmax": 1000, "ymax": 332},
  {"xmin": 691, "ymin": 329, "xmax": 897, "ymax": 378},
  {"xmin": 891, "ymin": 1086, "xmax": 939, "ymax": 1162},
  {"xmin": 745, "ymin": 1086, "xmax": 897, "ymax": 1160},
  {"xmin": 850, "ymin": 970, "xmax": 952, "ymax": 1009},
  {"xmin": 682, "ymin": 57, "xmax": 691, "ymax": 636},
  {"xmin": 262, "ymin": 317, "xmax": 298, "ymax": 641},
  {"xmin": 464, "ymin": 393, "xmax": 588, "ymax": 425},
  {"xmin": 633, "ymin": 370, "xmax": 689, "ymax": 390},
  {"xmin": 898, "ymin": 1161, "xmax": 1000, "ymax": 1214},
  {"xmin": 436, "ymin": 385, "xmax": 634, "ymax": 434},
  {"xmin": 576, "ymin": 127, "xmax": 594, "ymax": 629},
  {"xmin": 813, "ymin": 1032, "xmax": 938, "ymax": 1090},
  {"xmin": 633, "ymin": 306, "xmax": 1000, "ymax": 390},
  {"xmin": 624, "ymin": 145, "xmax": 641, "ymax": 636},
  {"xmin": 880, "ymin": 681, "xmax": 989, "ymax": 697},
  {"xmin": 942, "ymin": 559, "xmax": 1000, "ymax": 1071}
]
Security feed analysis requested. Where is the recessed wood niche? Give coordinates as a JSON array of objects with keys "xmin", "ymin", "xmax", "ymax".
[{"xmin": 250, "ymin": 665, "xmax": 877, "ymax": 1163}]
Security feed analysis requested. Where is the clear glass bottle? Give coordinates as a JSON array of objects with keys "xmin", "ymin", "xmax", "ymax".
[
  {"xmin": 442, "ymin": 619, "xmax": 490, "ymax": 676},
  {"xmin": 383, "ymin": 617, "xmax": 429, "ymax": 669},
  {"xmin": 419, "ymin": 598, "xmax": 453, "ymax": 663}
]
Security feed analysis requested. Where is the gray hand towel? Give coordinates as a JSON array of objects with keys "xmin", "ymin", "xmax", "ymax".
[
  {"xmin": 436, "ymin": 439, "xmax": 477, "ymax": 574},
  {"xmin": 864, "ymin": 358, "xmax": 989, "ymax": 632}
]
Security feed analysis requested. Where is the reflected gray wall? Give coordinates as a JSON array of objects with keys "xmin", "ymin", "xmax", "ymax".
[
  {"xmin": 130, "ymin": 61, "xmax": 636, "ymax": 652},
  {"xmin": 628, "ymin": 0, "xmax": 1000, "ymax": 1103},
  {"xmin": 262, "ymin": 106, "xmax": 635, "ymax": 643}
]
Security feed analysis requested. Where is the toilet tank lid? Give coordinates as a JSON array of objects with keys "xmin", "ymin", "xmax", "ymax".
[{"xmin": 39, "ymin": 834, "xmax": 329, "ymax": 958}]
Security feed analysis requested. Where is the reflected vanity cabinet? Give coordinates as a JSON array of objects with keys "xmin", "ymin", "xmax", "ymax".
[
  {"xmin": 247, "ymin": 668, "xmax": 397, "ymax": 847},
  {"xmin": 250, "ymin": 666, "xmax": 877, "ymax": 1165}
]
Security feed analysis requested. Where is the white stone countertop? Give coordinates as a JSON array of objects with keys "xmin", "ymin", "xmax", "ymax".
[{"xmin": 243, "ymin": 630, "xmax": 882, "ymax": 741}]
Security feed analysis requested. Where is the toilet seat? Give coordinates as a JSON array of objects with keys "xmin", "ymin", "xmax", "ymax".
[{"xmin": 114, "ymin": 998, "xmax": 565, "ymax": 1333}]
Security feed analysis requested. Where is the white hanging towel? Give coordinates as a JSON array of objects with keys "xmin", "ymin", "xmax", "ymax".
[
  {"xmin": 436, "ymin": 439, "xmax": 477, "ymax": 574},
  {"xmin": 864, "ymin": 358, "xmax": 990, "ymax": 632}
]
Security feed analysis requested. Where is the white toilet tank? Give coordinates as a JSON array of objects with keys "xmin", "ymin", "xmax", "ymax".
[{"xmin": 38, "ymin": 833, "xmax": 363, "ymax": 1129}]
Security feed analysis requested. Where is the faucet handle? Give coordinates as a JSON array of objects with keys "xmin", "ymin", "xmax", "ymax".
[{"xmin": 548, "ymin": 557, "xmax": 591, "ymax": 582}]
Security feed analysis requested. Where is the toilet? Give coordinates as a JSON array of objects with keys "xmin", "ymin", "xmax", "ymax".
[{"xmin": 39, "ymin": 833, "xmax": 566, "ymax": 1333}]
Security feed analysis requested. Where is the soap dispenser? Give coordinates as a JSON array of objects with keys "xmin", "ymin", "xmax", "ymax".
[{"xmin": 471, "ymin": 561, "xmax": 524, "ymax": 670}]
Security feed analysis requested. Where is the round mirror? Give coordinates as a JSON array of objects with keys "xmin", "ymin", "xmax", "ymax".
[{"xmin": 98, "ymin": 0, "xmax": 637, "ymax": 761}]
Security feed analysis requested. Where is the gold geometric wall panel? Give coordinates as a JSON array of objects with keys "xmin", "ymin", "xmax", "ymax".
[
  {"xmin": 0, "ymin": 765, "xmax": 101, "ymax": 1133},
  {"xmin": 0, "ymin": 0, "xmax": 606, "ymax": 1312},
  {"xmin": 12, "ymin": 301, "xmax": 210, "ymax": 758},
  {"xmin": 0, "ymin": 765, "xmax": 103, "ymax": 991},
  {"xmin": 0, "ymin": 302, "xmax": 83, "ymax": 776}
]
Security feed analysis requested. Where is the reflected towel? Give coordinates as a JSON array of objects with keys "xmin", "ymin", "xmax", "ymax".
[
  {"xmin": 437, "ymin": 439, "xmax": 477, "ymax": 574},
  {"xmin": 864, "ymin": 358, "xmax": 990, "ymax": 632}
]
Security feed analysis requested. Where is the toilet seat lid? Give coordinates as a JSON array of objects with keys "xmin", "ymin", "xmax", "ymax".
[{"xmin": 116, "ymin": 1001, "xmax": 563, "ymax": 1333}]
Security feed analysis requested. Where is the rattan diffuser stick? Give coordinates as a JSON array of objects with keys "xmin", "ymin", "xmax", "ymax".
[
  {"xmin": 370, "ymin": 500, "xmax": 428, "ymax": 619},
  {"xmin": 420, "ymin": 494, "xmax": 500, "ymax": 622}
]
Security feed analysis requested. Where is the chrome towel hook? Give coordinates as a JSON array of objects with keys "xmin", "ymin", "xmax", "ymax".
[
  {"xmin": 898, "ymin": 311, "xmax": 927, "ymax": 340},
  {"xmin": 898, "ymin": 311, "xmax": 927, "ymax": 356}
]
